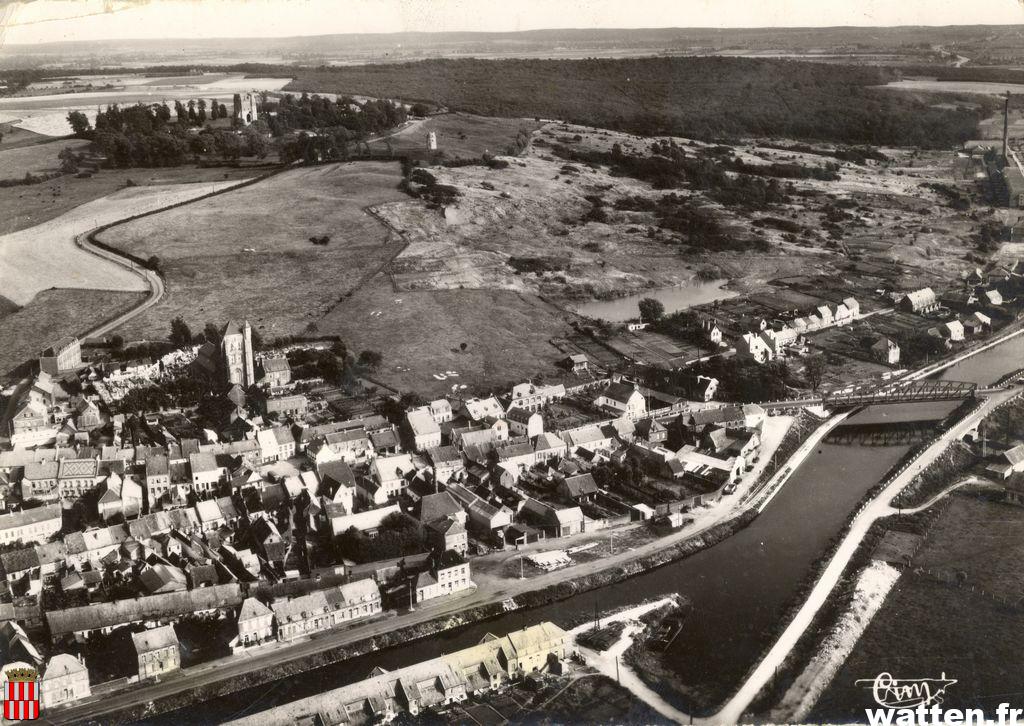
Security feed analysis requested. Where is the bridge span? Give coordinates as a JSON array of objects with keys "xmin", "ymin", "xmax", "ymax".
[{"xmin": 761, "ymin": 379, "xmax": 983, "ymax": 412}]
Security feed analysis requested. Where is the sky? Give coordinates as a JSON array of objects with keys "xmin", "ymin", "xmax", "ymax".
[{"xmin": 1, "ymin": 0, "xmax": 1022, "ymax": 45}]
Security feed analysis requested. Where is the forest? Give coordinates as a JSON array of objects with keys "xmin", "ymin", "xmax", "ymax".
[{"xmin": 280, "ymin": 56, "xmax": 994, "ymax": 148}]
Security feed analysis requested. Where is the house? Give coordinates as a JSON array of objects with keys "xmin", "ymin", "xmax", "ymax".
[
  {"xmin": 189, "ymin": 452, "xmax": 225, "ymax": 492},
  {"xmin": 39, "ymin": 337, "xmax": 82, "ymax": 376},
  {"xmin": 842, "ymin": 297, "xmax": 860, "ymax": 319},
  {"xmin": 691, "ymin": 375, "xmax": 719, "ymax": 402},
  {"xmin": 563, "ymin": 425, "xmax": 613, "ymax": 454},
  {"xmin": 57, "ymin": 458, "xmax": 100, "ymax": 502},
  {"xmin": 260, "ymin": 356, "xmax": 292, "ymax": 387},
  {"xmin": 998, "ymin": 444, "xmax": 1024, "ymax": 479},
  {"xmin": 426, "ymin": 446, "xmax": 463, "ymax": 485},
  {"xmin": 899, "ymin": 287, "xmax": 939, "ymax": 313},
  {"xmin": 460, "ymin": 397, "xmax": 505, "ymax": 423},
  {"xmin": 428, "ymin": 399, "xmax": 453, "ymax": 424},
  {"xmin": 506, "ymin": 408, "xmax": 543, "ymax": 439},
  {"xmin": 702, "ymin": 318, "xmax": 723, "ymax": 345},
  {"xmin": 262, "ymin": 393, "xmax": 308, "ymax": 418},
  {"xmin": 362, "ymin": 454, "xmax": 417, "ymax": 505},
  {"xmin": 419, "ymin": 492, "xmax": 466, "ymax": 526},
  {"xmin": 740, "ymin": 332, "xmax": 774, "ymax": 364},
  {"xmin": 257, "ymin": 426, "xmax": 296, "ymax": 463},
  {"xmin": 41, "ymin": 653, "xmax": 90, "ymax": 708},
  {"xmin": 406, "ymin": 407, "xmax": 442, "ymax": 451},
  {"xmin": 306, "ymin": 427, "xmax": 372, "ymax": 466},
  {"xmin": 871, "ymin": 336, "xmax": 900, "ymax": 365},
  {"xmin": 132, "ymin": 625, "xmax": 181, "ymax": 680},
  {"xmin": 815, "ymin": 305, "xmax": 835, "ymax": 327},
  {"xmin": 446, "ymin": 484, "xmax": 513, "ymax": 534},
  {"xmin": 564, "ymin": 354, "xmax": 589, "ymax": 373},
  {"xmin": 414, "ymin": 551, "xmax": 473, "ymax": 603},
  {"xmin": 521, "ymin": 499, "xmax": 585, "ymax": 538},
  {"xmin": 533, "ymin": 432, "xmax": 568, "ymax": 463},
  {"xmin": 633, "ymin": 418, "xmax": 667, "ymax": 445},
  {"xmin": 558, "ymin": 473, "xmax": 599, "ymax": 504},
  {"xmin": 21, "ymin": 461, "xmax": 59, "ymax": 502},
  {"xmin": 271, "ymin": 579, "xmax": 382, "ymax": 642},
  {"xmin": 507, "ymin": 383, "xmax": 565, "ymax": 412},
  {"xmin": 426, "ymin": 518, "xmax": 468, "ymax": 555},
  {"xmin": 328, "ymin": 503, "xmax": 401, "ymax": 538},
  {"xmin": 943, "ymin": 320, "xmax": 965, "ymax": 342},
  {"xmin": 982, "ymin": 288, "xmax": 1004, "ymax": 306},
  {"xmin": 314, "ymin": 461, "xmax": 354, "ymax": 515},
  {"xmin": 593, "ymin": 382, "xmax": 646, "ymax": 419},
  {"xmin": 232, "ymin": 597, "xmax": 274, "ymax": 651},
  {"xmin": 0, "ymin": 505, "xmax": 62, "ymax": 546}
]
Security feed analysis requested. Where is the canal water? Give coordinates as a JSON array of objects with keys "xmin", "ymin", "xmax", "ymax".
[
  {"xmin": 166, "ymin": 337, "xmax": 1021, "ymax": 723},
  {"xmin": 574, "ymin": 279, "xmax": 737, "ymax": 323}
]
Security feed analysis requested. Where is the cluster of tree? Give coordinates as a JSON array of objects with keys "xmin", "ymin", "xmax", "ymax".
[
  {"xmin": 116, "ymin": 375, "xmax": 205, "ymax": 414},
  {"xmin": 263, "ymin": 93, "xmax": 407, "ymax": 139},
  {"xmin": 923, "ymin": 182, "xmax": 971, "ymax": 211},
  {"xmin": 559, "ymin": 143, "xmax": 789, "ymax": 212},
  {"xmin": 284, "ymin": 57, "xmax": 993, "ymax": 148},
  {"xmin": 286, "ymin": 346, "xmax": 346, "ymax": 383},
  {"xmin": 172, "ymin": 99, "xmax": 229, "ymax": 125},
  {"xmin": 687, "ymin": 356, "xmax": 799, "ymax": 402},
  {"xmin": 759, "ymin": 141, "xmax": 889, "ymax": 165},
  {"xmin": 67, "ymin": 104, "xmax": 269, "ymax": 167},
  {"xmin": 404, "ymin": 167, "xmax": 460, "ymax": 206},
  {"xmin": 0, "ymin": 171, "xmax": 63, "ymax": 188},
  {"xmin": 335, "ymin": 513, "xmax": 428, "ymax": 563},
  {"xmin": 506, "ymin": 256, "xmax": 568, "ymax": 274},
  {"xmin": 975, "ymin": 220, "xmax": 1010, "ymax": 253},
  {"xmin": 615, "ymin": 193, "xmax": 767, "ymax": 252},
  {"xmin": 893, "ymin": 330, "xmax": 950, "ymax": 367},
  {"xmin": 169, "ymin": 317, "xmax": 264, "ymax": 351},
  {"xmin": 592, "ymin": 458, "xmax": 647, "ymax": 493}
]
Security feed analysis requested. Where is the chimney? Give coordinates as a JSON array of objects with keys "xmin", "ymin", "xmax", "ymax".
[{"xmin": 1003, "ymin": 92, "xmax": 1011, "ymax": 165}]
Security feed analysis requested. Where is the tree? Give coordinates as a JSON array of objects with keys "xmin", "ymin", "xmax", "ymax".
[
  {"xmin": 169, "ymin": 316, "xmax": 192, "ymax": 348},
  {"xmin": 58, "ymin": 146, "xmax": 79, "ymax": 173},
  {"xmin": 67, "ymin": 110, "xmax": 92, "ymax": 137},
  {"xmin": 460, "ymin": 342, "xmax": 468, "ymax": 352},
  {"xmin": 203, "ymin": 322, "xmax": 222, "ymax": 347},
  {"xmin": 410, "ymin": 102, "xmax": 430, "ymax": 117},
  {"xmin": 197, "ymin": 99, "xmax": 207, "ymax": 124},
  {"xmin": 146, "ymin": 255, "xmax": 161, "ymax": 272},
  {"xmin": 804, "ymin": 354, "xmax": 826, "ymax": 392},
  {"xmin": 358, "ymin": 350, "xmax": 383, "ymax": 370},
  {"xmin": 109, "ymin": 334, "xmax": 124, "ymax": 350},
  {"xmin": 638, "ymin": 297, "xmax": 665, "ymax": 324}
]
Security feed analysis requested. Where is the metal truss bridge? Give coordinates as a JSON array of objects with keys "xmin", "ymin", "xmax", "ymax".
[{"xmin": 762, "ymin": 379, "xmax": 981, "ymax": 411}]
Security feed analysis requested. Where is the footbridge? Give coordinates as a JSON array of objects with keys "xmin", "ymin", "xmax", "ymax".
[{"xmin": 762, "ymin": 379, "xmax": 982, "ymax": 412}]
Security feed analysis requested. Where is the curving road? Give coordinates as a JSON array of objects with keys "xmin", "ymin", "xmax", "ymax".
[{"xmin": 73, "ymin": 229, "xmax": 166, "ymax": 340}]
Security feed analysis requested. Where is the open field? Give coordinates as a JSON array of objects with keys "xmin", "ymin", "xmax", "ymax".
[
  {"xmin": 101, "ymin": 162, "xmax": 409, "ymax": 343},
  {"xmin": 0, "ymin": 289, "xmax": 146, "ymax": 376},
  {"xmin": 0, "ymin": 137, "xmax": 88, "ymax": 182},
  {"xmin": 317, "ymin": 284, "xmax": 573, "ymax": 397},
  {"xmin": 0, "ymin": 164, "xmax": 259, "ymax": 237},
  {"xmin": 0, "ymin": 178, "xmax": 247, "ymax": 305},
  {"xmin": 812, "ymin": 495, "xmax": 1024, "ymax": 721},
  {"xmin": 380, "ymin": 121, "xmax": 985, "ymax": 307},
  {"xmin": 368, "ymin": 112, "xmax": 542, "ymax": 159}
]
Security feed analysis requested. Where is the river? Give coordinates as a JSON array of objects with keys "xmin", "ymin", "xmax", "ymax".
[
  {"xmin": 163, "ymin": 337, "xmax": 1021, "ymax": 723},
  {"xmin": 574, "ymin": 279, "xmax": 737, "ymax": 323}
]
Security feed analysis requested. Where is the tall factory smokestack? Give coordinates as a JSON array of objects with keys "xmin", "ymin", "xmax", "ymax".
[{"xmin": 1003, "ymin": 92, "xmax": 1011, "ymax": 164}]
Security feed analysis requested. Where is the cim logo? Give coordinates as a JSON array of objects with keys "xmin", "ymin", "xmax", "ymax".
[
  {"xmin": 3, "ymin": 666, "xmax": 40, "ymax": 721},
  {"xmin": 856, "ymin": 672, "xmax": 958, "ymax": 710}
]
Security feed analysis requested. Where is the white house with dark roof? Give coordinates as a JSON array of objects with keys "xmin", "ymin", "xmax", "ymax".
[
  {"xmin": 506, "ymin": 408, "xmax": 543, "ymax": 438},
  {"xmin": 740, "ymin": 332, "xmax": 774, "ymax": 364},
  {"xmin": 361, "ymin": 454, "xmax": 417, "ymax": 506},
  {"xmin": 259, "ymin": 356, "xmax": 291, "ymax": 387},
  {"xmin": 189, "ymin": 452, "xmax": 225, "ymax": 492},
  {"xmin": 593, "ymin": 382, "xmax": 646, "ymax": 419}
]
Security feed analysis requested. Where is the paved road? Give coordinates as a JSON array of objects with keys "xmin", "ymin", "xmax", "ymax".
[
  {"xmin": 712, "ymin": 384, "xmax": 1022, "ymax": 725},
  {"xmin": 73, "ymin": 229, "xmax": 166, "ymax": 340}
]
